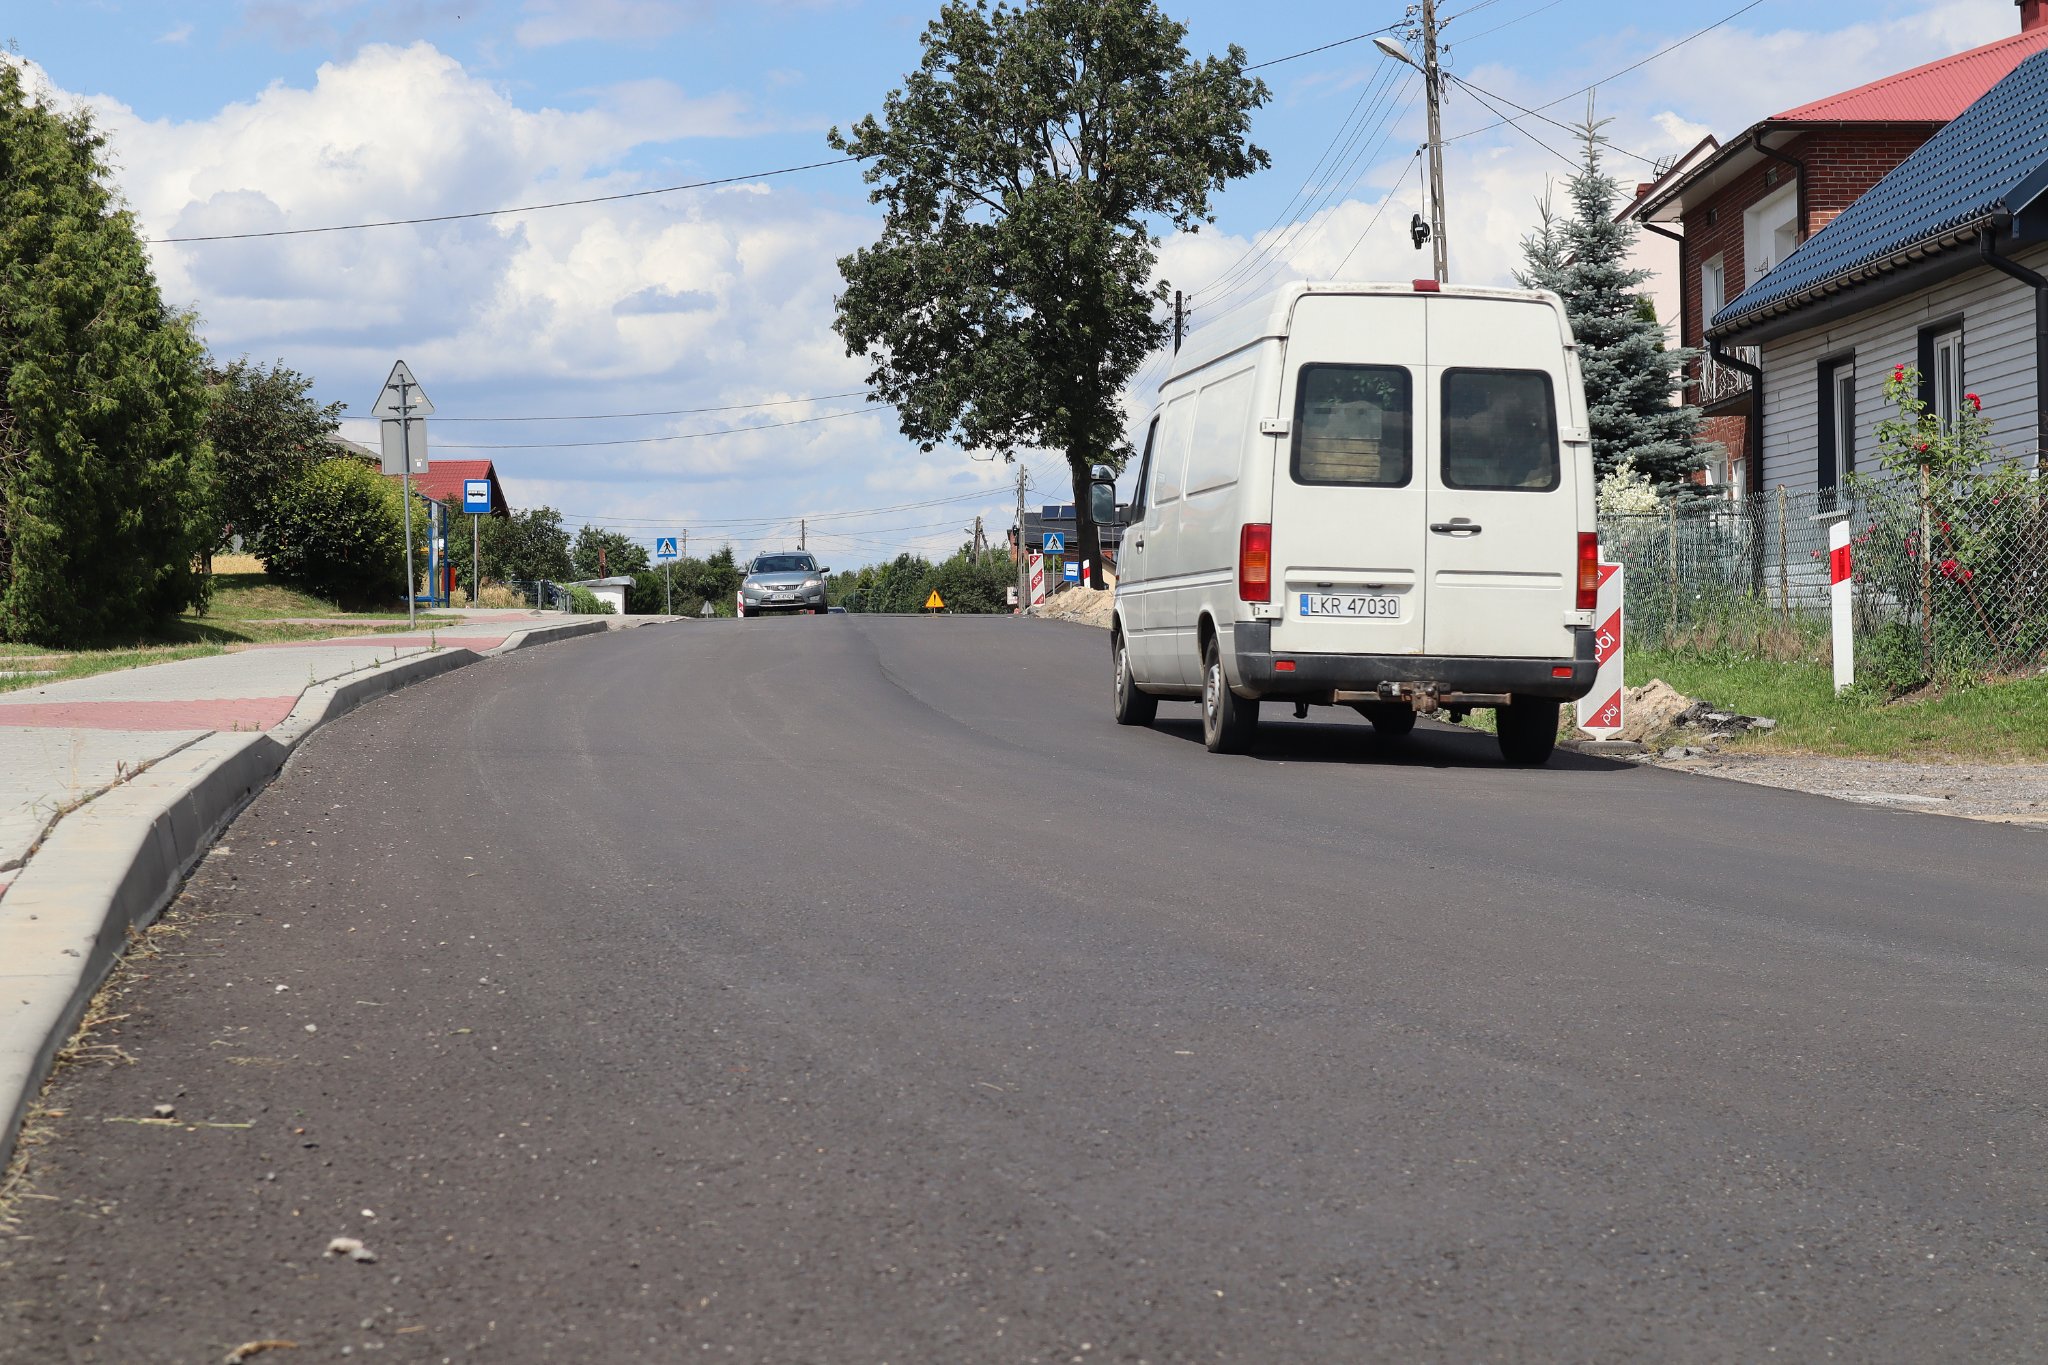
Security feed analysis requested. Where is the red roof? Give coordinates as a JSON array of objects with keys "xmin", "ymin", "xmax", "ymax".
[
  {"xmin": 394, "ymin": 458, "xmax": 510, "ymax": 515},
  {"xmin": 1775, "ymin": 27, "xmax": 2048, "ymax": 122}
]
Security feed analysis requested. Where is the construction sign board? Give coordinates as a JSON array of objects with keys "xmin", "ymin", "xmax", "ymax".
[
  {"xmin": 924, "ymin": 590, "xmax": 945, "ymax": 610},
  {"xmin": 1573, "ymin": 561, "xmax": 1624, "ymax": 739}
]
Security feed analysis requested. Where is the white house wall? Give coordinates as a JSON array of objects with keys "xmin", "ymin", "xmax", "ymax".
[{"xmin": 1756, "ymin": 238, "xmax": 2048, "ymax": 495}]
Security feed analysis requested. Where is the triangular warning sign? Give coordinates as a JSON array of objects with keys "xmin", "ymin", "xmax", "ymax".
[{"xmin": 924, "ymin": 590, "xmax": 945, "ymax": 610}]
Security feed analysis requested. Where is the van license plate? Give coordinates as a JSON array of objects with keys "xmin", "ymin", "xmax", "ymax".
[{"xmin": 1299, "ymin": 593, "xmax": 1400, "ymax": 619}]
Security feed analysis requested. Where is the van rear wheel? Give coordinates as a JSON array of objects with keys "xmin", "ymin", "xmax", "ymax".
[
  {"xmin": 1113, "ymin": 631, "xmax": 1157, "ymax": 727},
  {"xmin": 1201, "ymin": 638, "xmax": 1259, "ymax": 754},
  {"xmin": 1496, "ymin": 696, "xmax": 1560, "ymax": 766}
]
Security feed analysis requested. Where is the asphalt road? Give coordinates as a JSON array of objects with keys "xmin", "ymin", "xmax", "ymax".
[{"xmin": 4, "ymin": 616, "xmax": 2046, "ymax": 1363}]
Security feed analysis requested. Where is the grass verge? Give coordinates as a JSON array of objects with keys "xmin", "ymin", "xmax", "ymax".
[
  {"xmin": 0, "ymin": 572, "xmax": 461, "ymax": 694},
  {"xmin": 1625, "ymin": 646, "xmax": 2048, "ymax": 762}
]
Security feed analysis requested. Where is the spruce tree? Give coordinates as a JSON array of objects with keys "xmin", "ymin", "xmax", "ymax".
[
  {"xmin": 1520, "ymin": 119, "xmax": 1700, "ymax": 486},
  {"xmin": 0, "ymin": 61, "xmax": 214, "ymax": 644}
]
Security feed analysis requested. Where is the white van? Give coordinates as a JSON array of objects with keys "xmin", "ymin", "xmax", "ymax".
[{"xmin": 1107, "ymin": 280, "xmax": 1599, "ymax": 765}]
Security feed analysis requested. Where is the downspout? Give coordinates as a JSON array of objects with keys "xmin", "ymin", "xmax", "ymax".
[
  {"xmin": 1977, "ymin": 224, "xmax": 2048, "ymax": 471},
  {"xmin": 1640, "ymin": 219, "xmax": 1692, "ymax": 404},
  {"xmin": 1755, "ymin": 130, "xmax": 1808, "ymax": 244},
  {"xmin": 1710, "ymin": 337, "xmax": 1766, "ymax": 497}
]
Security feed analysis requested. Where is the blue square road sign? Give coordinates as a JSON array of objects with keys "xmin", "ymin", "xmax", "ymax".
[
  {"xmin": 1042, "ymin": 532, "xmax": 1065, "ymax": 554},
  {"xmin": 1062, "ymin": 560, "xmax": 1081, "ymax": 583},
  {"xmin": 462, "ymin": 479, "xmax": 491, "ymax": 514},
  {"xmin": 655, "ymin": 537, "xmax": 680, "ymax": 562}
]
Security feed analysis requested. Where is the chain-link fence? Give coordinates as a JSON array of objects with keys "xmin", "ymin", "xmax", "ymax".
[{"xmin": 1598, "ymin": 480, "xmax": 2048, "ymax": 689}]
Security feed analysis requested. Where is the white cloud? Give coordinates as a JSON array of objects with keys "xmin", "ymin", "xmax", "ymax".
[
  {"xmin": 515, "ymin": 0, "xmax": 697, "ymax": 48},
  {"xmin": 157, "ymin": 23, "xmax": 195, "ymax": 45}
]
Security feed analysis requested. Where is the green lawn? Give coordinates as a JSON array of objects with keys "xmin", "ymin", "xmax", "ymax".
[
  {"xmin": 1625, "ymin": 647, "xmax": 2048, "ymax": 762},
  {"xmin": 0, "ymin": 575, "xmax": 460, "ymax": 694}
]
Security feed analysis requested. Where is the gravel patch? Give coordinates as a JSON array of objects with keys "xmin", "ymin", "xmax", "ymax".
[{"xmin": 1646, "ymin": 749, "xmax": 2048, "ymax": 827}]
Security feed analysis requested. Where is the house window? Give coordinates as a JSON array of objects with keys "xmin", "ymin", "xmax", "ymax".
[
  {"xmin": 1700, "ymin": 256, "xmax": 1725, "ymax": 323},
  {"xmin": 1818, "ymin": 358, "xmax": 1854, "ymax": 509},
  {"xmin": 1743, "ymin": 183, "xmax": 1799, "ymax": 285},
  {"xmin": 1929, "ymin": 327, "xmax": 1963, "ymax": 431}
]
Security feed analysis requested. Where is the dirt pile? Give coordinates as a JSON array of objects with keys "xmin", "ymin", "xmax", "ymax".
[
  {"xmin": 1609, "ymin": 678, "xmax": 1777, "ymax": 752},
  {"xmin": 1033, "ymin": 584, "xmax": 1114, "ymax": 627}
]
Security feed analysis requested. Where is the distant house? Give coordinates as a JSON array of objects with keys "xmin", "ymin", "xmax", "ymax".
[
  {"xmin": 399, "ymin": 458, "xmax": 511, "ymax": 519},
  {"xmin": 1707, "ymin": 46, "xmax": 2048, "ymax": 500},
  {"xmin": 1633, "ymin": 9, "xmax": 2048, "ymax": 493}
]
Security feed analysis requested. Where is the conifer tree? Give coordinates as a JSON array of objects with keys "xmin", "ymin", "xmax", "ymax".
[
  {"xmin": 1520, "ymin": 118, "xmax": 1700, "ymax": 486},
  {"xmin": 0, "ymin": 61, "xmax": 214, "ymax": 643}
]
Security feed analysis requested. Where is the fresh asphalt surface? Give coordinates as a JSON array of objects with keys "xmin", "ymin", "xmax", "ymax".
[{"xmin": 3, "ymin": 617, "xmax": 2046, "ymax": 1363}]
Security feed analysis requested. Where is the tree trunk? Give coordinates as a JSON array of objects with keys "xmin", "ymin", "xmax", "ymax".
[{"xmin": 1069, "ymin": 454, "xmax": 1105, "ymax": 590}]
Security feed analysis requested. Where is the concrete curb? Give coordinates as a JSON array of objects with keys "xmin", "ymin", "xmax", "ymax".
[{"xmin": 0, "ymin": 615, "xmax": 641, "ymax": 1172}]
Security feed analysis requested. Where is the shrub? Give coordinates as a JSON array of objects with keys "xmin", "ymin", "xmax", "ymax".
[
  {"xmin": 261, "ymin": 459, "xmax": 416, "ymax": 608},
  {"xmin": 565, "ymin": 585, "xmax": 614, "ymax": 615}
]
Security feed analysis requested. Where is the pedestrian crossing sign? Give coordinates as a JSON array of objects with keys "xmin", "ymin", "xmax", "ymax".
[
  {"xmin": 655, "ymin": 537, "xmax": 679, "ymax": 562},
  {"xmin": 924, "ymin": 590, "xmax": 945, "ymax": 610}
]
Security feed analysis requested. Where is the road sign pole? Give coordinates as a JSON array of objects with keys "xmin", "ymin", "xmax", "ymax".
[
  {"xmin": 399, "ymin": 381, "xmax": 415, "ymax": 628},
  {"xmin": 472, "ymin": 513, "xmax": 480, "ymax": 608},
  {"xmin": 665, "ymin": 561, "xmax": 672, "ymax": 616}
]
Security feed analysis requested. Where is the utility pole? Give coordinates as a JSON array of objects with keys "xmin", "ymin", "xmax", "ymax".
[
  {"xmin": 1420, "ymin": 0, "xmax": 1449, "ymax": 284},
  {"xmin": 1173, "ymin": 289, "xmax": 1184, "ymax": 353},
  {"xmin": 1377, "ymin": 4, "xmax": 1448, "ymax": 283},
  {"xmin": 1013, "ymin": 462, "xmax": 1029, "ymax": 612},
  {"xmin": 972, "ymin": 514, "xmax": 986, "ymax": 561},
  {"xmin": 799, "ymin": 518, "xmax": 806, "ymax": 552}
]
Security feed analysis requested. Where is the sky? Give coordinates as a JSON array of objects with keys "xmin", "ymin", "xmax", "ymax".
[{"xmin": 2, "ymin": 0, "xmax": 2021, "ymax": 568}]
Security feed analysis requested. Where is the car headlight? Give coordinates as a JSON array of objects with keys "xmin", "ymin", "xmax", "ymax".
[{"xmin": 803, "ymin": 577, "xmax": 823, "ymax": 589}]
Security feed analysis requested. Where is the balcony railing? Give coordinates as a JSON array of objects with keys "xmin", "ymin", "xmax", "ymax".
[{"xmin": 1695, "ymin": 344, "xmax": 1758, "ymax": 406}]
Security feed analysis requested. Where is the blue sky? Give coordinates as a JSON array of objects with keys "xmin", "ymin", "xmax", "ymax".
[{"xmin": 5, "ymin": 0, "xmax": 2019, "ymax": 566}]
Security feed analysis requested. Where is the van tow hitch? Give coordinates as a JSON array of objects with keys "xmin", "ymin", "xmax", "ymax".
[{"xmin": 1376, "ymin": 681, "xmax": 1441, "ymax": 715}]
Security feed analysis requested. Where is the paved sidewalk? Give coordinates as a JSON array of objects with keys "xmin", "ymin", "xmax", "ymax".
[{"xmin": 0, "ymin": 611, "xmax": 627, "ymax": 894}]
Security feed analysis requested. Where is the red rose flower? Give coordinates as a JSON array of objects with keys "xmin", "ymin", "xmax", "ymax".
[
  {"xmin": 1939, "ymin": 558, "xmax": 1959, "ymax": 579},
  {"xmin": 1962, "ymin": 568, "xmax": 1974, "ymax": 582},
  {"xmin": 1966, "ymin": 392, "xmax": 1982, "ymax": 411}
]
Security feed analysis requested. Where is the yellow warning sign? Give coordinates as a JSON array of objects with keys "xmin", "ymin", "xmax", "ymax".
[{"xmin": 924, "ymin": 590, "xmax": 946, "ymax": 610}]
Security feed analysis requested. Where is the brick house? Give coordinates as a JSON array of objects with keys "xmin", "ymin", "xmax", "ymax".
[
  {"xmin": 1629, "ymin": 4, "xmax": 2048, "ymax": 494},
  {"xmin": 1707, "ymin": 48, "xmax": 2048, "ymax": 500}
]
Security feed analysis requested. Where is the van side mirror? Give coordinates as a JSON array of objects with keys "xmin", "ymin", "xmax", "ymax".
[{"xmin": 1089, "ymin": 465, "xmax": 1117, "ymax": 527}]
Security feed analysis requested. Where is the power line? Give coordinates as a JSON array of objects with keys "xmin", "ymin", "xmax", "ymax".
[
  {"xmin": 557, "ymin": 484, "xmax": 1012, "ymax": 529},
  {"xmin": 1331, "ymin": 147, "xmax": 1422, "ymax": 276},
  {"xmin": 437, "ymin": 405, "xmax": 881, "ymax": 450},
  {"xmin": 370, "ymin": 391, "xmax": 870, "ymax": 423},
  {"xmin": 1443, "ymin": 0, "xmax": 1768, "ymax": 145},
  {"xmin": 1188, "ymin": 63, "xmax": 1402, "ymax": 305},
  {"xmin": 1448, "ymin": 73, "xmax": 1655, "ymax": 166},
  {"xmin": 146, "ymin": 156, "xmax": 859, "ymax": 244},
  {"xmin": 1245, "ymin": 23, "xmax": 1407, "ymax": 71},
  {"xmin": 1447, "ymin": 77, "xmax": 1577, "ymax": 169},
  {"xmin": 1450, "ymin": 0, "xmax": 1569, "ymax": 45}
]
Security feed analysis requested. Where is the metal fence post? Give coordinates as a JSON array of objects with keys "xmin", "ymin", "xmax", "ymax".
[
  {"xmin": 1777, "ymin": 485, "xmax": 1790, "ymax": 623},
  {"xmin": 1666, "ymin": 503, "xmax": 1679, "ymax": 644}
]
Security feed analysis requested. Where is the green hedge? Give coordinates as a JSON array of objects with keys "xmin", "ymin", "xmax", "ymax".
[
  {"xmin": 565, "ymin": 585, "xmax": 614, "ymax": 615},
  {"xmin": 261, "ymin": 459, "xmax": 416, "ymax": 608}
]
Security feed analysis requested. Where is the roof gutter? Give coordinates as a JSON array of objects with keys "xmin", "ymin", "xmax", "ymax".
[
  {"xmin": 1709, "ymin": 220, "xmax": 1992, "ymax": 343},
  {"xmin": 1978, "ymin": 222, "xmax": 2048, "ymax": 468}
]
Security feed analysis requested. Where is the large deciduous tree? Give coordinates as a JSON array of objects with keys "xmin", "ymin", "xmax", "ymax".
[
  {"xmin": 570, "ymin": 524, "xmax": 650, "ymax": 580},
  {"xmin": 0, "ymin": 61, "xmax": 215, "ymax": 644},
  {"xmin": 829, "ymin": 0, "xmax": 1268, "ymax": 586},
  {"xmin": 204, "ymin": 357, "xmax": 345, "ymax": 558}
]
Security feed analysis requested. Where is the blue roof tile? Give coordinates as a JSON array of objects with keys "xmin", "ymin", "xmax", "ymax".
[{"xmin": 1710, "ymin": 47, "xmax": 2048, "ymax": 337}]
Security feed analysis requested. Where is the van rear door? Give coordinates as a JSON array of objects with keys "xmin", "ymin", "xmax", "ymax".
[
  {"xmin": 1422, "ymin": 298, "xmax": 1583, "ymax": 661},
  {"xmin": 1268, "ymin": 293, "xmax": 1429, "ymax": 658}
]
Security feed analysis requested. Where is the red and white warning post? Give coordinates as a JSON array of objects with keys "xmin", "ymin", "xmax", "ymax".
[{"xmin": 1574, "ymin": 560, "xmax": 1624, "ymax": 739}]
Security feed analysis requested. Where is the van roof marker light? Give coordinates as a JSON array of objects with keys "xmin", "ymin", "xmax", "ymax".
[{"xmin": 1412, "ymin": 279, "xmax": 1441, "ymax": 292}]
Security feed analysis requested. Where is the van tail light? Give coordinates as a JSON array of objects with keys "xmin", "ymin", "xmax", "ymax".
[
  {"xmin": 1412, "ymin": 279, "xmax": 1441, "ymax": 292},
  {"xmin": 1239, "ymin": 523, "xmax": 1272, "ymax": 603},
  {"xmin": 1576, "ymin": 532, "xmax": 1600, "ymax": 610}
]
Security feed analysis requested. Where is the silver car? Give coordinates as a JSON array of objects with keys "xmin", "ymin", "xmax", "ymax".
[{"xmin": 738, "ymin": 553, "xmax": 830, "ymax": 617}]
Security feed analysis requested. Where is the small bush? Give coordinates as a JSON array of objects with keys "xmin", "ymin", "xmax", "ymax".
[
  {"xmin": 564, "ymin": 585, "xmax": 614, "ymax": 615},
  {"xmin": 261, "ymin": 459, "xmax": 414, "ymax": 608}
]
